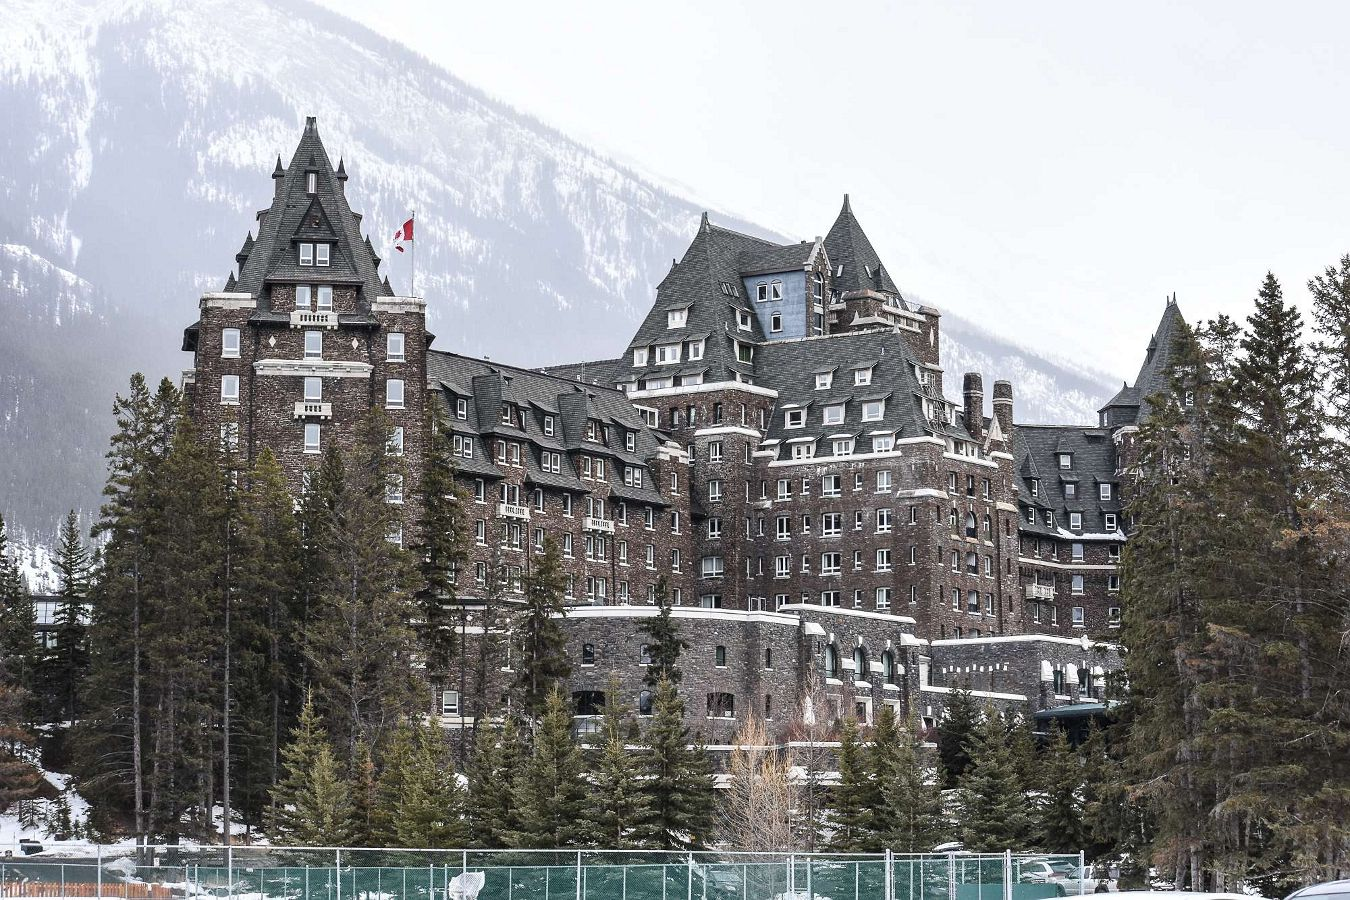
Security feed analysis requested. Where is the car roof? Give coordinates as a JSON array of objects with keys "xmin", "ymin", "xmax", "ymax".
[
  {"xmin": 1287, "ymin": 883, "xmax": 1350, "ymax": 900},
  {"xmin": 1107, "ymin": 893, "xmax": 1260, "ymax": 900}
]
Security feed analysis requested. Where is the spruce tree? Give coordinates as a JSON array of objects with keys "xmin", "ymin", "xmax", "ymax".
[
  {"xmin": 637, "ymin": 676, "xmax": 714, "ymax": 849},
  {"xmin": 871, "ymin": 711, "xmax": 947, "ymax": 852},
  {"xmin": 582, "ymin": 684, "xmax": 650, "ymax": 849},
  {"xmin": 515, "ymin": 537, "xmax": 569, "ymax": 716},
  {"xmin": 826, "ymin": 717, "xmax": 873, "ymax": 851},
  {"xmin": 43, "ymin": 510, "xmax": 91, "ymax": 724},
  {"xmin": 0, "ymin": 655, "xmax": 41, "ymax": 812},
  {"xmin": 0, "ymin": 520, "xmax": 39, "ymax": 719},
  {"xmin": 937, "ymin": 683, "xmax": 980, "ymax": 787},
  {"xmin": 294, "ymin": 744, "xmax": 358, "ymax": 846},
  {"xmin": 958, "ymin": 711, "xmax": 1032, "ymax": 851},
  {"xmin": 391, "ymin": 724, "xmax": 467, "ymax": 848},
  {"xmin": 638, "ymin": 576, "xmax": 688, "ymax": 686},
  {"xmin": 510, "ymin": 687, "xmax": 586, "ymax": 848},
  {"xmin": 268, "ymin": 693, "xmax": 350, "ymax": 844},
  {"xmin": 466, "ymin": 717, "xmax": 525, "ymax": 848},
  {"xmin": 1038, "ymin": 727, "xmax": 1086, "ymax": 852},
  {"xmin": 350, "ymin": 742, "xmax": 377, "ymax": 847}
]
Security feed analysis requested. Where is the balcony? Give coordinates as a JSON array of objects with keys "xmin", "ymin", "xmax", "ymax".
[
  {"xmin": 1025, "ymin": 583, "xmax": 1055, "ymax": 601},
  {"xmin": 290, "ymin": 310, "xmax": 338, "ymax": 329},
  {"xmin": 584, "ymin": 516, "xmax": 615, "ymax": 534},
  {"xmin": 294, "ymin": 401, "xmax": 332, "ymax": 419},
  {"xmin": 497, "ymin": 502, "xmax": 531, "ymax": 520}
]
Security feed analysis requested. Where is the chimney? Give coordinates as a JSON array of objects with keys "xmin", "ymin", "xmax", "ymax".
[
  {"xmin": 962, "ymin": 373, "xmax": 984, "ymax": 442},
  {"xmin": 992, "ymin": 380, "xmax": 1014, "ymax": 440}
]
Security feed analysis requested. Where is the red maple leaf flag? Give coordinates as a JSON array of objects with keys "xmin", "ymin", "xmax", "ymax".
[{"xmin": 392, "ymin": 216, "xmax": 414, "ymax": 253}]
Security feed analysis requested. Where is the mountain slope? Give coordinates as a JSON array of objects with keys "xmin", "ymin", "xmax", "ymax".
[{"xmin": 0, "ymin": 0, "xmax": 1116, "ymax": 539}]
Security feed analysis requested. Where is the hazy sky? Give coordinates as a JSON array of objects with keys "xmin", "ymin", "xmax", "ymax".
[{"xmin": 319, "ymin": 0, "xmax": 1350, "ymax": 379}]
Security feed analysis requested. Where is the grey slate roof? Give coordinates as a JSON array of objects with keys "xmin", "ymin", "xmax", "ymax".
[
  {"xmin": 823, "ymin": 195, "xmax": 902, "ymax": 296},
  {"xmin": 1098, "ymin": 299, "xmax": 1188, "ymax": 428},
  {"xmin": 1013, "ymin": 425, "xmax": 1121, "ymax": 538},
  {"xmin": 428, "ymin": 350, "xmax": 672, "ymax": 506}
]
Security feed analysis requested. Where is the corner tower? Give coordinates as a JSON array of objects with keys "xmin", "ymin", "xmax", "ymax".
[{"xmin": 181, "ymin": 117, "xmax": 429, "ymax": 536}]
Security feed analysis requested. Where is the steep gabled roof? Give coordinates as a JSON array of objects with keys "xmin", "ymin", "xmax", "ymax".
[
  {"xmin": 1098, "ymin": 297, "xmax": 1188, "ymax": 427},
  {"xmin": 231, "ymin": 117, "xmax": 390, "ymax": 308},
  {"xmin": 823, "ymin": 195, "xmax": 901, "ymax": 296}
]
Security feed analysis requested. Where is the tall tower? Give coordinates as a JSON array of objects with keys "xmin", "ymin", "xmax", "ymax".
[{"xmin": 181, "ymin": 117, "xmax": 428, "ymax": 534}]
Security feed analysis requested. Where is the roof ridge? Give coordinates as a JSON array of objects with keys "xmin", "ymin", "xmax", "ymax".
[{"xmin": 430, "ymin": 349, "xmax": 630, "ymax": 396}]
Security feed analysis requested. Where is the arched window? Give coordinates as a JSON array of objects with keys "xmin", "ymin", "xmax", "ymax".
[
  {"xmin": 984, "ymin": 514, "xmax": 993, "ymax": 539},
  {"xmin": 965, "ymin": 511, "xmax": 978, "ymax": 538},
  {"xmin": 638, "ymin": 690, "xmax": 654, "ymax": 716},
  {"xmin": 581, "ymin": 643, "xmax": 595, "ymax": 666},
  {"xmin": 813, "ymin": 270, "xmax": 825, "ymax": 301},
  {"xmin": 852, "ymin": 646, "xmax": 868, "ymax": 680},
  {"xmin": 707, "ymin": 692, "xmax": 735, "ymax": 719},
  {"xmin": 882, "ymin": 650, "xmax": 897, "ymax": 684},
  {"xmin": 949, "ymin": 507, "xmax": 959, "ymax": 530},
  {"xmin": 824, "ymin": 644, "xmax": 840, "ymax": 680}
]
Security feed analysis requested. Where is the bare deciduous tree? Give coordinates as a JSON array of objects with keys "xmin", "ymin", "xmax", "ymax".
[{"xmin": 718, "ymin": 716, "xmax": 796, "ymax": 852}]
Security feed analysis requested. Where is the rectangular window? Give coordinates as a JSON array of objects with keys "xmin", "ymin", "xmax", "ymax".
[
  {"xmin": 315, "ymin": 243, "xmax": 330, "ymax": 266},
  {"xmin": 872, "ymin": 434, "xmax": 894, "ymax": 453},
  {"xmin": 770, "ymin": 313, "xmax": 782, "ymax": 332},
  {"xmin": 1105, "ymin": 513, "xmax": 1117, "ymax": 531},
  {"xmin": 701, "ymin": 556, "xmax": 724, "ymax": 579},
  {"xmin": 862, "ymin": 400, "xmax": 884, "ymax": 421},
  {"xmin": 876, "ymin": 470, "xmax": 892, "ymax": 493},
  {"xmin": 876, "ymin": 548, "xmax": 892, "ymax": 572},
  {"xmin": 821, "ymin": 552, "xmax": 841, "ymax": 576},
  {"xmin": 876, "ymin": 587, "xmax": 891, "ymax": 609},
  {"xmin": 316, "ymin": 286, "xmax": 333, "ymax": 309},
  {"xmin": 304, "ymin": 423, "xmax": 321, "ymax": 454},
  {"xmin": 304, "ymin": 330, "xmax": 322, "ymax": 359},
  {"xmin": 304, "ymin": 376, "xmax": 322, "ymax": 401},
  {"xmin": 1072, "ymin": 606, "xmax": 1085, "ymax": 625},
  {"xmin": 1059, "ymin": 453, "xmax": 1072, "ymax": 469},
  {"xmin": 854, "ymin": 367, "xmax": 872, "ymax": 386},
  {"xmin": 296, "ymin": 285, "xmax": 313, "ymax": 308},
  {"xmin": 823, "ymin": 404, "xmax": 845, "ymax": 425},
  {"xmin": 221, "ymin": 328, "xmax": 240, "ymax": 358},
  {"xmin": 387, "ymin": 426, "xmax": 404, "ymax": 456},
  {"xmin": 708, "ymin": 440, "xmax": 723, "ymax": 462},
  {"xmin": 386, "ymin": 379, "xmax": 405, "ymax": 409},
  {"xmin": 387, "ymin": 332, "xmax": 405, "ymax": 362},
  {"xmin": 876, "ymin": 509, "xmax": 893, "ymax": 533},
  {"xmin": 220, "ymin": 422, "xmax": 239, "ymax": 451},
  {"xmin": 667, "ymin": 308, "xmax": 688, "ymax": 329},
  {"xmin": 1108, "ymin": 574, "xmax": 1121, "ymax": 592},
  {"xmin": 632, "ymin": 347, "xmax": 649, "ymax": 366},
  {"xmin": 1071, "ymin": 574, "xmax": 1085, "ymax": 595},
  {"xmin": 821, "ymin": 512, "xmax": 842, "ymax": 537},
  {"xmin": 708, "ymin": 480, "xmax": 722, "ymax": 502},
  {"xmin": 655, "ymin": 343, "xmax": 681, "ymax": 364},
  {"xmin": 1108, "ymin": 606, "xmax": 1122, "ymax": 625},
  {"xmin": 1100, "ymin": 483, "xmax": 1112, "ymax": 500},
  {"xmin": 220, "ymin": 374, "xmax": 239, "ymax": 403},
  {"xmin": 815, "ymin": 372, "xmax": 832, "ymax": 390},
  {"xmin": 386, "ymin": 474, "xmax": 404, "ymax": 505},
  {"xmin": 785, "ymin": 409, "xmax": 805, "ymax": 428},
  {"xmin": 1070, "ymin": 512, "xmax": 1082, "ymax": 531},
  {"xmin": 299, "ymin": 243, "xmax": 314, "ymax": 266}
]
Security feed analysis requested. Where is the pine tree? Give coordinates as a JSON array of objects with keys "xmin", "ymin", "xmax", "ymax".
[
  {"xmin": 267, "ymin": 692, "xmax": 329, "ymax": 840},
  {"xmin": 958, "ymin": 711, "xmax": 1032, "ymax": 852},
  {"xmin": 937, "ymin": 683, "xmax": 980, "ymax": 787},
  {"xmin": 826, "ymin": 717, "xmax": 873, "ymax": 851},
  {"xmin": 466, "ymin": 717, "xmax": 525, "ymax": 848},
  {"xmin": 510, "ymin": 687, "xmax": 586, "ymax": 848},
  {"xmin": 294, "ymin": 744, "xmax": 358, "ymax": 846},
  {"xmin": 582, "ymin": 684, "xmax": 650, "ymax": 849},
  {"xmin": 1310, "ymin": 255, "xmax": 1350, "ymax": 491},
  {"xmin": 413, "ymin": 413, "xmax": 472, "ymax": 699},
  {"xmin": 637, "ymin": 676, "xmax": 714, "ymax": 849},
  {"xmin": 391, "ymin": 724, "xmax": 467, "ymax": 848},
  {"xmin": 871, "ymin": 711, "xmax": 947, "ymax": 852},
  {"xmin": 638, "ymin": 577, "xmax": 688, "ymax": 686},
  {"xmin": 515, "ymin": 537, "xmax": 569, "ymax": 716},
  {"xmin": 350, "ymin": 742, "xmax": 377, "ymax": 846},
  {"xmin": 1038, "ymin": 727, "xmax": 1086, "ymax": 852},
  {"xmin": 42, "ymin": 510, "xmax": 91, "ymax": 724},
  {"xmin": 0, "ymin": 519, "xmax": 39, "ymax": 720}
]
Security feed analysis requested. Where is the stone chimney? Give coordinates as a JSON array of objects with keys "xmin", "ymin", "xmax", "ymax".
[
  {"xmin": 992, "ymin": 380, "xmax": 1014, "ymax": 440},
  {"xmin": 962, "ymin": 373, "xmax": 984, "ymax": 442}
]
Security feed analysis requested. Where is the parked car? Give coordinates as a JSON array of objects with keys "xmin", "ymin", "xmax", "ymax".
[
  {"xmin": 1056, "ymin": 864, "xmax": 1118, "ymax": 894},
  {"xmin": 1100, "ymin": 892, "xmax": 1254, "ymax": 900},
  {"xmin": 17, "ymin": 840, "xmax": 42, "ymax": 856},
  {"xmin": 1286, "ymin": 881, "xmax": 1350, "ymax": 900},
  {"xmin": 1019, "ymin": 861, "xmax": 1061, "ymax": 884}
]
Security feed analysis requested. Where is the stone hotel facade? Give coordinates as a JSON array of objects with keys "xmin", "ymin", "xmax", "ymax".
[{"xmin": 180, "ymin": 120, "xmax": 1184, "ymax": 742}]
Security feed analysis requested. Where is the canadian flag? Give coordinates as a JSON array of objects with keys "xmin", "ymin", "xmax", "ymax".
[{"xmin": 392, "ymin": 216, "xmax": 414, "ymax": 253}]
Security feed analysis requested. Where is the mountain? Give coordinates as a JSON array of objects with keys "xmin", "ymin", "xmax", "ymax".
[{"xmin": 0, "ymin": 0, "xmax": 1116, "ymax": 541}]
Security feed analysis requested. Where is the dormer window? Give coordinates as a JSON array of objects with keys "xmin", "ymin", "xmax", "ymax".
[
  {"xmin": 823, "ymin": 404, "xmax": 845, "ymax": 426},
  {"xmin": 315, "ymin": 244, "xmax": 330, "ymax": 267},
  {"xmin": 688, "ymin": 339, "xmax": 705, "ymax": 360},
  {"xmin": 299, "ymin": 243, "xmax": 314, "ymax": 266},
  {"xmin": 500, "ymin": 405, "xmax": 513, "ymax": 425},
  {"xmin": 737, "ymin": 309, "xmax": 752, "ymax": 331},
  {"xmin": 862, "ymin": 400, "xmax": 885, "ymax": 422},
  {"xmin": 1059, "ymin": 453, "xmax": 1072, "ymax": 469},
  {"xmin": 1100, "ymin": 483, "xmax": 1112, "ymax": 500},
  {"xmin": 1031, "ymin": 478, "xmax": 1040, "ymax": 497},
  {"xmin": 543, "ymin": 415, "xmax": 555, "ymax": 436},
  {"xmin": 1064, "ymin": 482, "xmax": 1077, "ymax": 499},
  {"xmin": 456, "ymin": 398, "xmax": 468, "ymax": 420},
  {"xmin": 667, "ymin": 307, "xmax": 689, "ymax": 329},
  {"xmin": 736, "ymin": 342, "xmax": 753, "ymax": 363},
  {"xmin": 626, "ymin": 431, "xmax": 636, "ymax": 452},
  {"xmin": 632, "ymin": 347, "xmax": 649, "ymax": 366},
  {"xmin": 306, "ymin": 172, "xmax": 317, "ymax": 194},
  {"xmin": 785, "ymin": 410, "xmax": 805, "ymax": 428},
  {"xmin": 815, "ymin": 372, "xmax": 832, "ymax": 390},
  {"xmin": 854, "ymin": 367, "xmax": 873, "ymax": 386},
  {"xmin": 655, "ymin": 343, "xmax": 681, "ymax": 365}
]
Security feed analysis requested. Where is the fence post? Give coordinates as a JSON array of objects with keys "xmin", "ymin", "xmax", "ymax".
[
  {"xmin": 686, "ymin": 853, "xmax": 693, "ymax": 900},
  {"xmin": 947, "ymin": 852, "xmax": 956, "ymax": 900},
  {"xmin": 334, "ymin": 849, "xmax": 341, "ymax": 900},
  {"xmin": 1004, "ymin": 850, "xmax": 1013, "ymax": 900},
  {"xmin": 885, "ymin": 850, "xmax": 893, "ymax": 900},
  {"xmin": 576, "ymin": 851, "xmax": 582, "ymax": 900},
  {"xmin": 1079, "ymin": 851, "xmax": 1086, "ymax": 896},
  {"xmin": 805, "ymin": 857, "xmax": 812, "ymax": 900},
  {"xmin": 97, "ymin": 843, "xmax": 103, "ymax": 900},
  {"xmin": 787, "ymin": 854, "xmax": 794, "ymax": 897},
  {"xmin": 227, "ymin": 843, "xmax": 234, "ymax": 900}
]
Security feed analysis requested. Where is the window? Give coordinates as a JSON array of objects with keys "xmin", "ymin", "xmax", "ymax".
[
  {"xmin": 387, "ymin": 332, "xmax": 405, "ymax": 362},
  {"xmin": 876, "ymin": 548, "xmax": 892, "ymax": 572},
  {"xmin": 688, "ymin": 339, "xmax": 705, "ymax": 360},
  {"xmin": 1059, "ymin": 453, "xmax": 1072, "ymax": 469},
  {"xmin": 819, "ymin": 591, "xmax": 839, "ymax": 607},
  {"xmin": 701, "ymin": 556, "xmax": 724, "ymax": 579},
  {"xmin": 638, "ymin": 690, "xmax": 654, "ymax": 716},
  {"xmin": 1065, "ymin": 483, "xmax": 1077, "ymax": 499},
  {"xmin": 655, "ymin": 343, "xmax": 681, "ymax": 364},
  {"xmin": 220, "ymin": 374, "xmax": 239, "ymax": 403},
  {"xmin": 385, "ymin": 474, "xmax": 404, "ymax": 505},
  {"xmin": 756, "ymin": 283, "xmax": 769, "ymax": 302},
  {"xmin": 1108, "ymin": 606, "xmax": 1122, "ymax": 625},
  {"xmin": 785, "ymin": 409, "xmax": 805, "ymax": 428},
  {"xmin": 304, "ymin": 423, "xmax": 321, "ymax": 454},
  {"xmin": 441, "ymin": 690, "xmax": 459, "ymax": 717},
  {"xmin": 815, "ymin": 372, "xmax": 833, "ymax": 390},
  {"xmin": 1069, "ymin": 512, "xmax": 1082, "ymax": 531},
  {"xmin": 317, "ymin": 286, "xmax": 333, "ymax": 309},
  {"xmin": 306, "ymin": 172, "xmax": 317, "ymax": 194},
  {"xmin": 221, "ymin": 328, "xmax": 240, "ymax": 358},
  {"xmin": 824, "ymin": 644, "xmax": 840, "ymax": 679},
  {"xmin": 876, "ymin": 509, "xmax": 893, "ymax": 533},
  {"xmin": 386, "ymin": 379, "xmax": 405, "ymax": 409},
  {"xmin": 862, "ymin": 400, "xmax": 884, "ymax": 421},
  {"xmin": 667, "ymin": 307, "xmax": 689, "ymax": 328},
  {"xmin": 1108, "ymin": 574, "xmax": 1121, "ymax": 592},
  {"xmin": 304, "ymin": 330, "xmax": 322, "ymax": 359},
  {"xmin": 701, "ymin": 594, "xmax": 723, "ymax": 608},
  {"xmin": 822, "ymin": 474, "xmax": 841, "ymax": 497},
  {"xmin": 876, "ymin": 586, "xmax": 891, "ymax": 609},
  {"xmin": 737, "ymin": 310, "xmax": 752, "ymax": 331},
  {"xmin": 1071, "ymin": 574, "xmax": 1085, "ymax": 594},
  {"xmin": 715, "ymin": 645, "xmax": 727, "ymax": 667},
  {"xmin": 708, "ymin": 440, "xmax": 723, "ymax": 462},
  {"xmin": 1108, "ymin": 544, "xmax": 1121, "ymax": 561},
  {"xmin": 775, "ymin": 555, "xmax": 791, "ymax": 578},
  {"xmin": 832, "ymin": 438, "xmax": 854, "ymax": 456},
  {"xmin": 1105, "ymin": 513, "xmax": 1117, "ymax": 531},
  {"xmin": 315, "ymin": 243, "xmax": 330, "ymax": 266},
  {"xmin": 707, "ymin": 693, "xmax": 735, "ymax": 719},
  {"xmin": 1072, "ymin": 606, "xmax": 1085, "ymax": 625},
  {"xmin": 582, "ymin": 644, "xmax": 596, "ymax": 666},
  {"xmin": 813, "ymin": 270, "xmax": 824, "ymax": 301},
  {"xmin": 296, "ymin": 285, "xmax": 313, "ymax": 308},
  {"xmin": 873, "ymin": 434, "xmax": 895, "ymax": 453},
  {"xmin": 708, "ymin": 480, "xmax": 722, "ymax": 502},
  {"xmin": 1100, "ymin": 483, "xmax": 1112, "ymax": 500},
  {"xmin": 219, "ymin": 422, "xmax": 239, "ymax": 451},
  {"xmin": 632, "ymin": 347, "xmax": 649, "ymax": 366},
  {"xmin": 770, "ymin": 313, "xmax": 782, "ymax": 333},
  {"xmin": 823, "ymin": 404, "xmax": 845, "ymax": 425},
  {"xmin": 304, "ymin": 377, "xmax": 322, "ymax": 401},
  {"xmin": 706, "ymin": 517, "xmax": 722, "ymax": 539},
  {"xmin": 1072, "ymin": 542, "xmax": 1085, "ymax": 561},
  {"xmin": 770, "ymin": 281, "xmax": 783, "ymax": 301},
  {"xmin": 822, "ymin": 512, "xmax": 842, "ymax": 537},
  {"xmin": 876, "ymin": 470, "xmax": 892, "ymax": 493},
  {"xmin": 854, "ymin": 367, "xmax": 872, "ymax": 386},
  {"xmin": 821, "ymin": 552, "xmax": 841, "ymax": 575},
  {"xmin": 777, "ymin": 479, "xmax": 791, "ymax": 500},
  {"xmin": 299, "ymin": 243, "xmax": 314, "ymax": 266}
]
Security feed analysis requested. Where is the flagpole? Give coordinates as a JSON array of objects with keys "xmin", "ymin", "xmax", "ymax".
[{"xmin": 410, "ymin": 208, "xmax": 417, "ymax": 297}]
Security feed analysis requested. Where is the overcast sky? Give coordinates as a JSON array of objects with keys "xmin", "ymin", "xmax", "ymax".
[{"xmin": 319, "ymin": 0, "xmax": 1350, "ymax": 379}]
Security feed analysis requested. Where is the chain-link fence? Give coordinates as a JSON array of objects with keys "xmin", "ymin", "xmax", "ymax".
[{"xmin": 0, "ymin": 846, "xmax": 1087, "ymax": 900}]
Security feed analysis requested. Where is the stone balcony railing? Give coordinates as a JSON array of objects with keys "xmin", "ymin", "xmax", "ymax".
[{"xmin": 294, "ymin": 400, "xmax": 332, "ymax": 419}]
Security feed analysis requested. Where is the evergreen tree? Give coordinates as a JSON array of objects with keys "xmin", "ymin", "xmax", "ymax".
[
  {"xmin": 1310, "ymin": 255, "xmax": 1350, "ymax": 491},
  {"xmin": 466, "ymin": 717, "xmax": 525, "ymax": 848},
  {"xmin": 268, "ymin": 693, "xmax": 356, "ymax": 845},
  {"xmin": 413, "ymin": 414, "xmax": 472, "ymax": 700},
  {"xmin": 871, "ymin": 710, "xmax": 947, "ymax": 853},
  {"xmin": 582, "ymin": 684, "xmax": 650, "ymax": 849},
  {"xmin": 514, "ymin": 537, "xmax": 569, "ymax": 716},
  {"xmin": 825, "ymin": 717, "xmax": 872, "ymax": 851},
  {"xmin": 510, "ymin": 688, "xmax": 586, "ymax": 848},
  {"xmin": 391, "ymin": 724, "xmax": 467, "ymax": 848},
  {"xmin": 937, "ymin": 683, "xmax": 980, "ymax": 787},
  {"xmin": 0, "ymin": 520, "xmax": 39, "ymax": 720},
  {"xmin": 0, "ymin": 655, "xmax": 41, "ymax": 812},
  {"xmin": 370, "ymin": 725, "xmax": 417, "ymax": 845},
  {"xmin": 350, "ymin": 742, "xmax": 377, "ymax": 847},
  {"xmin": 1038, "ymin": 727, "xmax": 1087, "ymax": 852},
  {"xmin": 638, "ymin": 577, "xmax": 688, "ymax": 686},
  {"xmin": 958, "ymin": 711, "xmax": 1032, "ymax": 851},
  {"xmin": 42, "ymin": 510, "xmax": 91, "ymax": 724},
  {"xmin": 637, "ymin": 676, "xmax": 713, "ymax": 849}
]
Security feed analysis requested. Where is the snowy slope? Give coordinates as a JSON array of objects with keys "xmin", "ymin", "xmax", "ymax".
[{"xmin": 0, "ymin": 0, "xmax": 1117, "ymax": 539}]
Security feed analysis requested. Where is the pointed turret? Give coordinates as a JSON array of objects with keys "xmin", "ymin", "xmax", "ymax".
[
  {"xmin": 824, "ymin": 194, "xmax": 901, "ymax": 295},
  {"xmin": 1098, "ymin": 298, "xmax": 1188, "ymax": 428}
]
